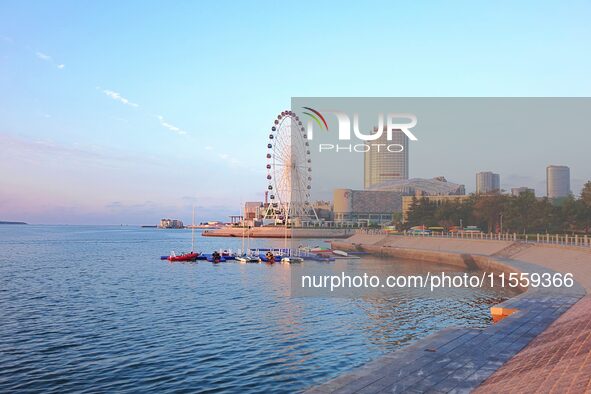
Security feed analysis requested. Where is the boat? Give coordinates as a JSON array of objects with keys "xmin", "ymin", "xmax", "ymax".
[
  {"xmin": 165, "ymin": 251, "xmax": 200, "ymax": 262},
  {"xmin": 281, "ymin": 256, "xmax": 303, "ymax": 264},
  {"xmin": 299, "ymin": 246, "xmax": 333, "ymax": 254},
  {"xmin": 311, "ymin": 247, "xmax": 332, "ymax": 253},
  {"xmin": 162, "ymin": 206, "xmax": 200, "ymax": 262},
  {"xmin": 207, "ymin": 251, "xmax": 225, "ymax": 263},
  {"xmin": 333, "ymin": 250, "xmax": 348, "ymax": 257},
  {"xmin": 305, "ymin": 254, "xmax": 335, "ymax": 262},
  {"xmin": 220, "ymin": 250, "xmax": 236, "ymax": 260},
  {"xmin": 235, "ymin": 211, "xmax": 260, "ymax": 263},
  {"xmin": 236, "ymin": 255, "xmax": 261, "ymax": 263},
  {"xmin": 260, "ymin": 251, "xmax": 281, "ymax": 263}
]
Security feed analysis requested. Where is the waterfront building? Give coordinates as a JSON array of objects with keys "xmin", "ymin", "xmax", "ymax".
[
  {"xmin": 244, "ymin": 202, "xmax": 263, "ymax": 220},
  {"xmin": 401, "ymin": 195, "xmax": 471, "ymax": 222},
  {"xmin": 158, "ymin": 218, "xmax": 184, "ymax": 229},
  {"xmin": 476, "ymin": 171, "xmax": 500, "ymax": 194},
  {"xmin": 369, "ymin": 176, "xmax": 465, "ymax": 196},
  {"xmin": 333, "ymin": 189, "xmax": 402, "ymax": 225},
  {"xmin": 511, "ymin": 187, "xmax": 535, "ymax": 197},
  {"xmin": 335, "ymin": 176, "xmax": 465, "ymax": 225},
  {"xmin": 364, "ymin": 128, "xmax": 408, "ymax": 189},
  {"xmin": 312, "ymin": 201, "xmax": 334, "ymax": 221},
  {"xmin": 546, "ymin": 165, "xmax": 570, "ymax": 199}
]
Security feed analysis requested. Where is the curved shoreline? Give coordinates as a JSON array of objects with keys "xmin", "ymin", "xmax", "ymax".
[{"xmin": 305, "ymin": 234, "xmax": 590, "ymax": 393}]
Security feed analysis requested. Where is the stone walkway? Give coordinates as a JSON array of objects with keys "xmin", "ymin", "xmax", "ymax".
[
  {"xmin": 474, "ymin": 296, "xmax": 591, "ymax": 394},
  {"xmin": 305, "ymin": 238, "xmax": 590, "ymax": 393},
  {"xmin": 305, "ymin": 292, "xmax": 583, "ymax": 393},
  {"xmin": 307, "ymin": 235, "xmax": 591, "ymax": 394}
]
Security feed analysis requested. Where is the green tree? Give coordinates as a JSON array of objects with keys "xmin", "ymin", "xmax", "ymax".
[
  {"xmin": 534, "ymin": 197, "xmax": 562, "ymax": 233},
  {"xmin": 407, "ymin": 197, "xmax": 438, "ymax": 227},
  {"xmin": 573, "ymin": 200, "xmax": 591, "ymax": 234},
  {"xmin": 472, "ymin": 194, "xmax": 507, "ymax": 233},
  {"xmin": 435, "ymin": 201, "xmax": 460, "ymax": 228},
  {"xmin": 402, "ymin": 182, "xmax": 591, "ymax": 235},
  {"xmin": 581, "ymin": 181, "xmax": 591, "ymax": 207},
  {"xmin": 506, "ymin": 191, "xmax": 537, "ymax": 233},
  {"xmin": 575, "ymin": 182, "xmax": 591, "ymax": 233},
  {"xmin": 405, "ymin": 196, "xmax": 420, "ymax": 227},
  {"xmin": 561, "ymin": 195, "xmax": 579, "ymax": 233}
]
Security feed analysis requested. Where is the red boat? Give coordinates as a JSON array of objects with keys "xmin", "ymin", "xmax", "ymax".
[
  {"xmin": 166, "ymin": 252, "xmax": 199, "ymax": 262},
  {"xmin": 161, "ymin": 207, "xmax": 200, "ymax": 263}
]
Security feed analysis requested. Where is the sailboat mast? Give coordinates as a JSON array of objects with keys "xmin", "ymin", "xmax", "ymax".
[
  {"xmin": 284, "ymin": 203, "xmax": 289, "ymax": 255},
  {"xmin": 191, "ymin": 205, "xmax": 195, "ymax": 252},
  {"xmin": 241, "ymin": 204, "xmax": 245, "ymax": 255}
]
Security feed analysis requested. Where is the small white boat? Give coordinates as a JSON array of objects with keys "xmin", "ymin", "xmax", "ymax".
[
  {"xmin": 236, "ymin": 255, "xmax": 261, "ymax": 263},
  {"xmin": 333, "ymin": 250, "xmax": 348, "ymax": 257},
  {"xmin": 281, "ymin": 256, "xmax": 304, "ymax": 264}
]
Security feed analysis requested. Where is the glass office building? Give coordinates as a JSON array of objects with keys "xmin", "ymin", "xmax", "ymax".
[
  {"xmin": 476, "ymin": 171, "xmax": 500, "ymax": 194},
  {"xmin": 363, "ymin": 128, "xmax": 409, "ymax": 189},
  {"xmin": 546, "ymin": 165, "xmax": 570, "ymax": 199}
]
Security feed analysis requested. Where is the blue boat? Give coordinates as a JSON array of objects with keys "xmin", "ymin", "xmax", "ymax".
[
  {"xmin": 202, "ymin": 253, "xmax": 227, "ymax": 263},
  {"xmin": 258, "ymin": 253, "xmax": 282, "ymax": 262}
]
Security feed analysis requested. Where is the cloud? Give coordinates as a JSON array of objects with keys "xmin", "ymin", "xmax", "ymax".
[
  {"xmin": 96, "ymin": 87, "xmax": 187, "ymax": 137},
  {"xmin": 101, "ymin": 89, "xmax": 139, "ymax": 108},
  {"xmin": 157, "ymin": 115, "xmax": 187, "ymax": 136},
  {"xmin": 36, "ymin": 51, "xmax": 51, "ymax": 61},
  {"xmin": 35, "ymin": 51, "xmax": 65, "ymax": 70}
]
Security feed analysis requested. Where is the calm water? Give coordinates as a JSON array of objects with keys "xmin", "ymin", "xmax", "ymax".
[{"xmin": 0, "ymin": 225, "xmax": 513, "ymax": 393}]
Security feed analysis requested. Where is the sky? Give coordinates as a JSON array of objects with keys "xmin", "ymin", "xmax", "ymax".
[{"xmin": 0, "ymin": 0, "xmax": 590, "ymax": 225}]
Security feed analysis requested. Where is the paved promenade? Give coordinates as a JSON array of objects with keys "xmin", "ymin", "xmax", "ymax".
[
  {"xmin": 475, "ymin": 296, "xmax": 591, "ymax": 393},
  {"xmin": 306, "ymin": 235, "xmax": 591, "ymax": 393}
]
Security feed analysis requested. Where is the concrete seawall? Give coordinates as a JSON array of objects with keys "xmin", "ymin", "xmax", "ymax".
[
  {"xmin": 332, "ymin": 241, "xmax": 521, "ymax": 282},
  {"xmin": 335, "ymin": 233, "xmax": 591, "ymax": 291},
  {"xmin": 306, "ymin": 234, "xmax": 591, "ymax": 393}
]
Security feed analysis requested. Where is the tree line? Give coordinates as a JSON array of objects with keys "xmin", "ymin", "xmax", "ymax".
[{"xmin": 405, "ymin": 181, "xmax": 591, "ymax": 234}]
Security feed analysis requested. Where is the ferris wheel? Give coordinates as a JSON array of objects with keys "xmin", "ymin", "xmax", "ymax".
[{"xmin": 264, "ymin": 110, "xmax": 318, "ymax": 223}]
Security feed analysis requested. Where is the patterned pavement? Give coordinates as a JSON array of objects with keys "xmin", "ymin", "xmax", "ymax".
[{"xmin": 475, "ymin": 296, "xmax": 591, "ymax": 394}]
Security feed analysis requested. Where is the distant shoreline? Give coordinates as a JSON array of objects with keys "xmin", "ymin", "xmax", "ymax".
[{"xmin": 0, "ymin": 221, "xmax": 27, "ymax": 225}]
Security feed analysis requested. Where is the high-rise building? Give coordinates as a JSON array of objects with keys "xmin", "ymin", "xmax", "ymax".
[
  {"xmin": 511, "ymin": 187, "xmax": 535, "ymax": 197},
  {"xmin": 476, "ymin": 172, "xmax": 500, "ymax": 194},
  {"xmin": 364, "ymin": 128, "xmax": 408, "ymax": 189},
  {"xmin": 546, "ymin": 165, "xmax": 570, "ymax": 199}
]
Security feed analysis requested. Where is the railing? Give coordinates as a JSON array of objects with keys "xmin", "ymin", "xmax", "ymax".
[{"xmin": 353, "ymin": 228, "xmax": 591, "ymax": 248}]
